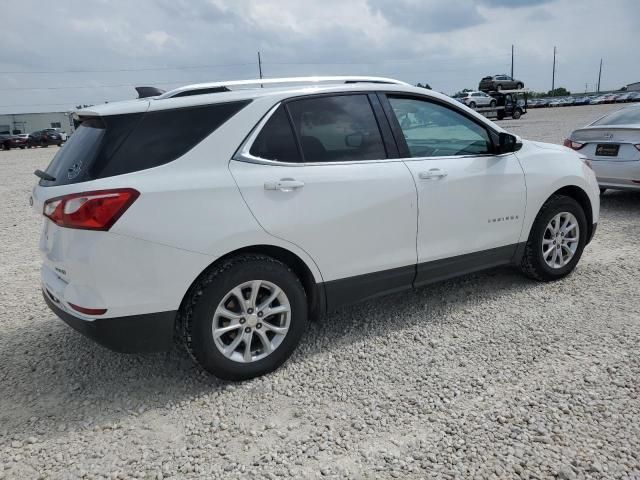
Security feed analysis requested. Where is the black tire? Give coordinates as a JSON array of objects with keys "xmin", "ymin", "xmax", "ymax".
[
  {"xmin": 490, "ymin": 99, "xmax": 497, "ymax": 108},
  {"xmin": 469, "ymin": 101, "xmax": 476, "ymax": 108},
  {"xmin": 512, "ymin": 108, "xmax": 522, "ymax": 119},
  {"xmin": 19, "ymin": 146, "xmax": 25, "ymax": 149},
  {"xmin": 599, "ymin": 188, "xmax": 607, "ymax": 195},
  {"xmin": 179, "ymin": 255, "xmax": 307, "ymax": 381},
  {"xmin": 520, "ymin": 195, "xmax": 588, "ymax": 282},
  {"xmin": 496, "ymin": 84, "xmax": 503, "ymax": 91},
  {"xmin": 516, "ymin": 82, "xmax": 524, "ymax": 89}
]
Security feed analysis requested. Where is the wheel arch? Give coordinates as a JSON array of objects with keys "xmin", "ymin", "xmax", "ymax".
[
  {"xmin": 178, "ymin": 244, "xmax": 326, "ymax": 324},
  {"xmin": 548, "ymin": 185, "xmax": 594, "ymax": 241}
]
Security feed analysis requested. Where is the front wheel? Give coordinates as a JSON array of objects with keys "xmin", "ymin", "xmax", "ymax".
[
  {"xmin": 490, "ymin": 99, "xmax": 497, "ymax": 108},
  {"xmin": 496, "ymin": 84, "xmax": 503, "ymax": 91},
  {"xmin": 179, "ymin": 255, "xmax": 308, "ymax": 380},
  {"xmin": 512, "ymin": 108, "xmax": 522, "ymax": 119},
  {"xmin": 519, "ymin": 195, "xmax": 587, "ymax": 281},
  {"xmin": 516, "ymin": 82, "xmax": 524, "ymax": 89},
  {"xmin": 468, "ymin": 101, "xmax": 476, "ymax": 108}
]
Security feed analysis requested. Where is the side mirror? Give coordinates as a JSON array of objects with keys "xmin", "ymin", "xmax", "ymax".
[
  {"xmin": 498, "ymin": 132, "xmax": 522, "ymax": 153},
  {"xmin": 345, "ymin": 133, "xmax": 363, "ymax": 148}
]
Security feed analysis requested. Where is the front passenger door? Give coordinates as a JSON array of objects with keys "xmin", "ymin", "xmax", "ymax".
[{"xmin": 381, "ymin": 94, "xmax": 526, "ymax": 285}]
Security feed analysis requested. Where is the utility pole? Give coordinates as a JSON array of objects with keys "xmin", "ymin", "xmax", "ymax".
[
  {"xmin": 257, "ymin": 51, "xmax": 263, "ymax": 87},
  {"xmin": 511, "ymin": 45, "xmax": 514, "ymax": 78},
  {"xmin": 551, "ymin": 46, "xmax": 556, "ymax": 96},
  {"xmin": 597, "ymin": 58, "xmax": 602, "ymax": 93}
]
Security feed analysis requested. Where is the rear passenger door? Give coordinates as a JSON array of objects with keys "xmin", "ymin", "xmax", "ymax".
[{"xmin": 230, "ymin": 93, "xmax": 418, "ymax": 309}]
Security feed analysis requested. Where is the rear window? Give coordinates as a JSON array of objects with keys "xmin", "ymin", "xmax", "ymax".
[
  {"xmin": 40, "ymin": 100, "xmax": 250, "ymax": 186},
  {"xmin": 591, "ymin": 107, "xmax": 640, "ymax": 126}
]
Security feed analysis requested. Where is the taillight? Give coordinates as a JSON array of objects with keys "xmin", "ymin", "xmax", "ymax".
[
  {"xmin": 563, "ymin": 139, "xmax": 585, "ymax": 150},
  {"xmin": 43, "ymin": 188, "xmax": 139, "ymax": 231}
]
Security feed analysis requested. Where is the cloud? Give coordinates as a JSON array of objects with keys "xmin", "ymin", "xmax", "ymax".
[
  {"xmin": 368, "ymin": 0, "xmax": 486, "ymax": 33},
  {"xmin": 479, "ymin": 0, "xmax": 553, "ymax": 6},
  {"xmin": 0, "ymin": 0, "xmax": 638, "ymax": 114},
  {"xmin": 144, "ymin": 31, "xmax": 173, "ymax": 50}
]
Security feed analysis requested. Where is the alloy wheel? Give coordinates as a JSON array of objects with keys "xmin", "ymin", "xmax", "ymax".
[
  {"xmin": 212, "ymin": 280, "xmax": 291, "ymax": 363},
  {"xmin": 542, "ymin": 212, "xmax": 580, "ymax": 269}
]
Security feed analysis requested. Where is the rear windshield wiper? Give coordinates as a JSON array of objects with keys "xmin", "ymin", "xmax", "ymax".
[{"xmin": 34, "ymin": 169, "xmax": 56, "ymax": 181}]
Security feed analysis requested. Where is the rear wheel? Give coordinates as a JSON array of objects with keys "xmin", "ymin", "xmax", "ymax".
[
  {"xmin": 516, "ymin": 82, "xmax": 524, "ymax": 89},
  {"xmin": 520, "ymin": 195, "xmax": 587, "ymax": 281},
  {"xmin": 496, "ymin": 84, "xmax": 503, "ymax": 91},
  {"xmin": 468, "ymin": 101, "xmax": 476, "ymax": 108},
  {"xmin": 512, "ymin": 108, "xmax": 522, "ymax": 119},
  {"xmin": 180, "ymin": 255, "xmax": 308, "ymax": 380},
  {"xmin": 490, "ymin": 99, "xmax": 497, "ymax": 108}
]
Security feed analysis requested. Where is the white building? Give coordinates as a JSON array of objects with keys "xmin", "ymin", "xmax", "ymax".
[
  {"xmin": 626, "ymin": 82, "xmax": 640, "ymax": 92},
  {"xmin": 0, "ymin": 111, "xmax": 74, "ymax": 135}
]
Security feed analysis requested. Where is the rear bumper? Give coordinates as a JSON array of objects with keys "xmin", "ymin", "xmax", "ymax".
[{"xmin": 43, "ymin": 290, "xmax": 176, "ymax": 353}]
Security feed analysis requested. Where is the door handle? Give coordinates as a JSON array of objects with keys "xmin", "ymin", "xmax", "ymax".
[
  {"xmin": 264, "ymin": 178, "xmax": 305, "ymax": 192},
  {"xmin": 419, "ymin": 169, "xmax": 448, "ymax": 180}
]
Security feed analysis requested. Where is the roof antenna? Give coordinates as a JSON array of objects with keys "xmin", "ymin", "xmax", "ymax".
[{"xmin": 135, "ymin": 86, "xmax": 166, "ymax": 98}]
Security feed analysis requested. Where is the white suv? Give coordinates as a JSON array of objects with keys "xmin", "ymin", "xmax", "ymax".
[{"xmin": 32, "ymin": 76, "xmax": 599, "ymax": 380}]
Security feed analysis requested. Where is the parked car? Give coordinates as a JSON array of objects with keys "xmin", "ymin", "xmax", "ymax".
[
  {"xmin": 28, "ymin": 130, "xmax": 63, "ymax": 147},
  {"xmin": 590, "ymin": 95, "xmax": 608, "ymax": 105},
  {"xmin": 535, "ymin": 98, "xmax": 550, "ymax": 108},
  {"xmin": 1, "ymin": 134, "xmax": 28, "ymax": 150},
  {"xmin": 0, "ymin": 134, "xmax": 13, "ymax": 150},
  {"xmin": 627, "ymin": 92, "xmax": 640, "ymax": 102},
  {"xmin": 573, "ymin": 96, "xmax": 591, "ymax": 106},
  {"xmin": 564, "ymin": 103, "xmax": 640, "ymax": 193},
  {"xmin": 455, "ymin": 90, "xmax": 497, "ymax": 108},
  {"xmin": 549, "ymin": 98, "xmax": 563, "ymax": 107},
  {"xmin": 32, "ymin": 76, "xmax": 599, "ymax": 380},
  {"xmin": 479, "ymin": 74, "xmax": 524, "ymax": 92},
  {"xmin": 43, "ymin": 128, "xmax": 68, "ymax": 141}
]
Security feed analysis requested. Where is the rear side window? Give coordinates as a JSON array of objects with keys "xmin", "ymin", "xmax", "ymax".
[
  {"xmin": 40, "ymin": 101, "xmax": 250, "ymax": 186},
  {"xmin": 249, "ymin": 106, "xmax": 300, "ymax": 162},
  {"xmin": 287, "ymin": 95, "xmax": 387, "ymax": 162}
]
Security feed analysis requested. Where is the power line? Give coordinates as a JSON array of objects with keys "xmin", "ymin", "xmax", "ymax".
[{"xmin": 0, "ymin": 54, "xmax": 510, "ymax": 75}]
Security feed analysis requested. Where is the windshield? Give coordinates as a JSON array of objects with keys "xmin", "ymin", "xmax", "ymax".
[{"xmin": 592, "ymin": 107, "xmax": 640, "ymax": 126}]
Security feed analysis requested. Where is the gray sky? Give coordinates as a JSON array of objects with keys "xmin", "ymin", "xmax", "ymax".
[{"xmin": 1, "ymin": 0, "xmax": 638, "ymax": 114}]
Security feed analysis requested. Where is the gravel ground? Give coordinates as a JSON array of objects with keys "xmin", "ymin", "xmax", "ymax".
[{"xmin": 1, "ymin": 104, "xmax": 639, "ymax": 479}]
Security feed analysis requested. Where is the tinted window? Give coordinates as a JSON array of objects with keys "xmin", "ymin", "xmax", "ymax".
[
  {"xmin": 41, "ymin": 101, "xmax": 249, "ymax": 186},
  {"xmin": 249, "ymin": 106, "xmax": 300, "ymax": 162},
  {"xmin": 592, "ymin": 106, "xmax": 640, "ymax": 126},
  {"xmin": 388, "ymin": 96, "xmax": 492, "ymax": 157},
  {"xmin": 287, "ymin": 95, "xmax": 386, "ymax": 162}
]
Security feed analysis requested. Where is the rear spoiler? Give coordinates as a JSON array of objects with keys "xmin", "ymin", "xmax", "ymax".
[{"xmin": 135, "ymin": 86, "xmax": 166, "ymax": 98}]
